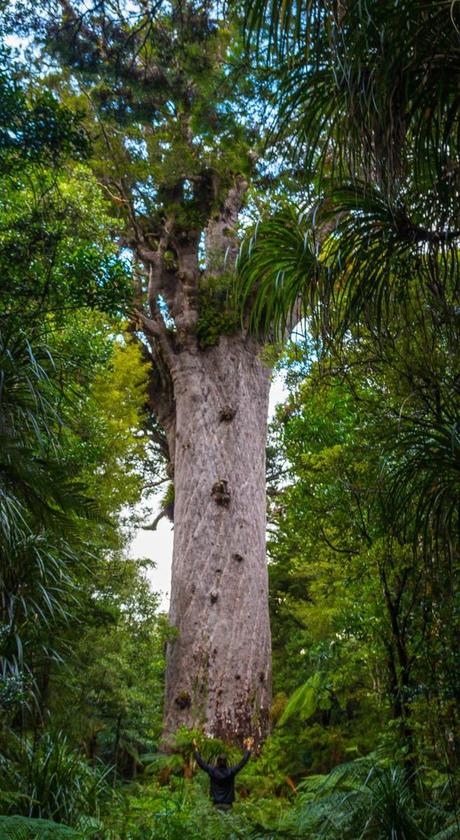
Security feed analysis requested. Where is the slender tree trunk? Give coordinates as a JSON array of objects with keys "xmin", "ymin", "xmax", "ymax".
[
  {"xmin": 163, "ymin": 334, "xmax": 272, "ymax": 745},
  {"xmin": 381, "ymin": 563, "xmax": 417, "ymax": 777}
]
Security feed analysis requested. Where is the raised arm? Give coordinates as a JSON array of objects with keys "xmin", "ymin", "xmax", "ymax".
[
  {"xmin": 192, "ymin": 738, "xmax": 213, "ymax": 774},
  {"xmin": 193, "ymin": 750, "xmax": 213, "ymax": 773},
  {"xmin": 230, "ymin": 737, "xmax": 254, "ymax": 775},
  {"xmin": 230, "ymin": 750, "xmax": 250, "ymax": 774}
]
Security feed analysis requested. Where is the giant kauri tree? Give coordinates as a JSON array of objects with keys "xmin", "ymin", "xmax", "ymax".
[{"xmin": 31, "ymin": 0, "xmax": 273, "ymax": 745}]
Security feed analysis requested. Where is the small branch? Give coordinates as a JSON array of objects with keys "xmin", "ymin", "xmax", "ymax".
[
  {"xmin": 142, "ymin": 510, "xmax": 166, "ymax": 531},
  {"xmin": 134, "ymin": 308, "xmax": 176, "ymax": 373},
  {"xmin": 143, "ymin": 477, "xmax": 169, "ymax": 490},
  {"xmin": 319, "ymin": 525, "xmax": 359, "ymax": 555},
  {"xmin": 143, "ymin": 501, "xmax": 174, "ymax": 530},
  {"xmin": 135, "ymin": 310, "xmax": 163, "ymax": 338}
]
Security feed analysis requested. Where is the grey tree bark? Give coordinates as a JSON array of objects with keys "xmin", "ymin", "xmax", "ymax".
[{"xmin": 163, "ymin": 336, "xmax": 272, "ymax": 744}]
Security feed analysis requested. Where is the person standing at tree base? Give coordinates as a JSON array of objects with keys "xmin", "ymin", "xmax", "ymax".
[{"xmin": 193, "ymin": 737, "xmax": 253, "ymax": 810}]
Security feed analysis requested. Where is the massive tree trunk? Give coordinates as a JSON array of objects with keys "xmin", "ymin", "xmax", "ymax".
[
  {"xmin": 163, "ymin": 336, "xmax": 272, "ymax": 744},
  {"xmin": 132, "ymin": 176, "xmax": 274, "ymax": 747}
]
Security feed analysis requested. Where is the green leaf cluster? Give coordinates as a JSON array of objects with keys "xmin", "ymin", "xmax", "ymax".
[{"xmin": 196, "ymin": 274, "xmax": 240, "ymax": 348}]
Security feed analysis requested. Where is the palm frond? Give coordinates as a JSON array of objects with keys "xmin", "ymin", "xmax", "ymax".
[
  {"xmin": 245, "ymin": 0, "xmax": 323, "ymax": 62},
  {"xmin": 236, "ymin": 205, "xmax": 317, "ymax": 338},
  {"xmin": 240, "ymin": 0, "xmax": 460, "ymax": 351},
  {"xmin": 316, "ymin": 182, "xmax": 460, "ymax": 331},
  {"xmin": 431, "ymin": 818, "xmax": 460, "ymax": 840},
  {"xmin": 238, "ymin": 174, "xmax": 460, "ymax": 340},
  {"xmin": 382, "ymin": 411, "xmax": 460, "ymax": 559},
  {"xmin": 246, "ymin": 1, "xmax": 460, "ymax": 188},
  {"xmin": 0, "ymin": 329, "xmax": 102, "ymax": 686}
]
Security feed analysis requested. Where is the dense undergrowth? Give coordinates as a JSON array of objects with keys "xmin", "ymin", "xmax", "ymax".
[{"xmin": 1, "ymin": 730, "xmax": 460, "ymax": 839}]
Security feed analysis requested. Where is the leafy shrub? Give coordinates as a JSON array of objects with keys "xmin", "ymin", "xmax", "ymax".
[{"xmin": 106, "ymin": 779, "xmax": 278, "ymax": 840}]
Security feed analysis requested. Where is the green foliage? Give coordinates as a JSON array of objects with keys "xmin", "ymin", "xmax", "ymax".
[
  {"xmin": 246, "ymin": 0, "xmax": 460, "ymax": 188},
  {"xmin": 196, "ymin": 275, "xmax": 240, "ymax": 348},
  {"xmin": 0, "ymin": 319, "xmax": 153, "ymax": 694},
  {"xmin": 278, "ymin": 758, "xmax": 457, "ymax": 840},
  {"xmin": 266, "ymin": 330, "xmax": 460, "ymax": 789},
  {"xmin": 2, "ymin": 4, "xmax": 460, "ymax": 840},
  {"xmin": 278, "ymin": 672, "xmax": 332, "ymax": 727},
  {"xmin": 0, "ymin": 166, "xmax": 132, "ymax": 324},
  {"xmin": 0, "ymin": 43, "xmax": 130, "ymax": 326},
  {"xmin": 54, "ymin": 554, "xmax": 167, "ymax": 771},
  {"xmin": 237, "ymin": 207, "xmax": 316, "ymax": 339},
  {"xmin": 31, "ymin": 0, "xmax": 261, "ymax": 239},
  {"xmin": 0, "ymin": 51, "xmax": 89, "ymax": 173},
  {"xmin": 238, "ymin": 1, "xmax": 460, "ymax": 338},
  {"xmin": 0, "ymin": 327, "xmax": 97, "ymax": 685},
  {"xmin": 0, "ymin": 31, "xmax": 162, "ymax": 826},
  {"xmin": 6, "ymin": 0, "xmax": 274, "ymax": 363},
  {"xmin": 61, "ymin": 334, "xmax": 151, "ymax": 514},
  {"xmin": 384, "ymin": 409, "xmax": 460, "ymax": 561},
  {"xmin": 105, "ymin": 779, "xmax": 276, "ymax": 840},
  {"xmin": 0, "ymin": 816, "xmax": 83, "ymax": 840},
  {"xmin": 237, "ymin": 5, "xmax": 460, "ymax": 797},
  {"xmin": 0, "ymin": 733, "xmax": 111, "ymax": 825}
]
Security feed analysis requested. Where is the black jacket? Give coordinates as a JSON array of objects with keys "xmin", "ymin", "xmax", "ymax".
[{"xmin": 194, "ymin": 749, "xmax": 250, "ymax": 804}]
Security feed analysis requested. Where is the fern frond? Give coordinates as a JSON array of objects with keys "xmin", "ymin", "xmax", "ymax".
[{"xmin": 0, "ymin": 816, "xmax": 82, "ymax": 840}]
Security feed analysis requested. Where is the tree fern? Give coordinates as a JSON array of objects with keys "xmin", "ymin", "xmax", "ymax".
[{"xmin": 0, "ymin": 816, "xmax": 82, "ymax": 840}]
